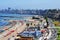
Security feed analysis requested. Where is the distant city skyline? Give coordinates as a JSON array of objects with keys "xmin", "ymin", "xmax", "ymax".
[{"xmin": 0, "ymin": 0, "xmax": 60, "ymax": 9}]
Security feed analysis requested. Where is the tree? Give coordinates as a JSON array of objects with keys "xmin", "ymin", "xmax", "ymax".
[{"xmin": 57, "ymin": 32, "xmax": 60, "ymax": 37}]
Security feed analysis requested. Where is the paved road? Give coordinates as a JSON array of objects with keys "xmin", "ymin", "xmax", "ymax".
[
  {"xmin": 39, "ymin": 18, "xmax": 57, "ymax": 40},
  {"xmin": 47, "ymin": 18, "xmax": 57, "ymax": 40}
]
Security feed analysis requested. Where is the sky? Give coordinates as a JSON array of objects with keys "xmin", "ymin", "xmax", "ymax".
[{"xmin": 0, "ymin": 0, "xmax": 60, "ymax": 9}]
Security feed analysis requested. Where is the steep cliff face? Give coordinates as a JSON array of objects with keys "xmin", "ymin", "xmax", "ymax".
[{"xmin": 46, "ymin": 13, "xmax": 60, "ymax": 21}]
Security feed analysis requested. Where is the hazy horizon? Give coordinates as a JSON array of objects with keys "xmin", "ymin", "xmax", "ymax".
[{"xmin": 0, "ymin": 0, "xmax": 60, "ymax": 9}]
